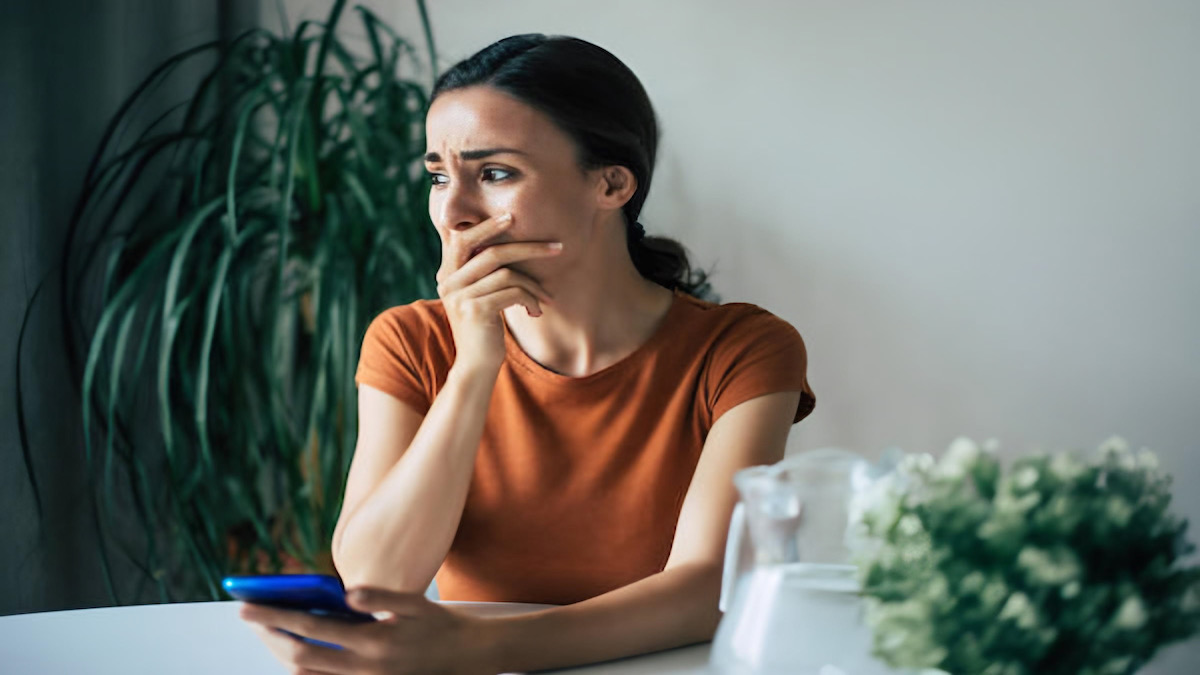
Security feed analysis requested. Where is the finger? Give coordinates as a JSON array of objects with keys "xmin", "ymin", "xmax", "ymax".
[
  {"xmin": 473, "ymin": 286, "xmax": 545, "ymax": 318},
  {"xmin": 445, "ymin": 212, "xmax": 514, "ymax": 268},
  {"xmin": 438, "ymin": 241, "xmax": 563, "ymax": 295},
  {"xmin": 461, "ymin": 268, "xmax": 553, "ymax": 305},
  {"xmin": 345, "ymin": 587, "xmax": 430, "ymax": 617},
  {"xmin": 240, "ymin": 603, "xmax": 367, "ymax": 651},
  {"xmin": 434, "ymin": 209, "xmax": 508, "ymax": 243},
  {"xmin": 449, "ymin": 212, "xmax": 513, "ymax": 254},
  {"xmin": 249, "ymin": 623, "xmax": 292, "ymax": 656},
  {"xmin": 287, "ymin": 639, "xmax": 359, "ymax": 675},
  {"xmin": 248, "ymin": 625, "xmax": 346, "ymax": 675}
]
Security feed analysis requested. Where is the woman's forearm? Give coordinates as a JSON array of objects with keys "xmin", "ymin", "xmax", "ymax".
[
  {"xmin": 333, "ymin": 363, "xmax": 498, "ymax": 592},
  {"xmin": 479, "ymin": 562, "xmax": 723, "ymax": 673}
]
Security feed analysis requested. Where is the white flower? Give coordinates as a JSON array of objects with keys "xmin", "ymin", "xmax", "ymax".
[
  {"xmin": 1100, "ymin": 436, "xmax": 1138, "ymax": 472},
  {"xmin": 900, "ymin": 452, "xmax": 936, "ymax": 477},
  {"xmin": 899, "ymin": 536, "xmax": 932, "ymax": 564},
  {"xmin": 936, "ymin": 437, "xmax": 981, "ymax": 480},
  {"xmin": 848, "ymin": 468, "xmax": 901, "ymax": 536},
  {"xmin": 1112, "ymin": 594, "xmax": 1148, "ymax": 631},
  {"xmin": 1013, "ymin": 465, "xmax": 1039, "ymax": 490},
  {"xmin": 1117, "ymin": 452, "xmax": 1137, "ymax": 472},
  {"xmin": 1061, "ymin": 581, "xmax": 1081, "ymax": 599},
  {"xmin": 981, "ymin": 578, "xmax": 1010, "ymax": 610},
  {"xmin": 1105, "ymin": 496, "xmax": 1134, "ymax": 527},
  {"xmin": 1135, "ymin": 449, "xmax": 1159, "ymax": 472},
  {"xmin": 999, "ymin": 591, "xmax": 1039, "ymax": 629},
  {"xmin": 1099, "ymin": 656, "xmax": 1134, "ymax": 675},
  {"xmin": 1183, "ymin": 581, "xmax": 1200, "ymax": 613},
  {"xmin": 1099, "ymin": 436, "xmax": 1131, "ymax": 455},
  {"xmin": 1045, "ymin": 494, "xmax": 1074, "ymax": 521},
  {"xmin": 868, "ymin": 598, "xmax": 944, "ymax": 667},
  {"xmin": 898, "ymin": 514, "xmax": 924, "ymax": 536},
  {"xmin": 925, "ymin": 573, "xmax": 950, "ymax": 603},
  {"xmin": 1049, "ymin": 452, "xmax": 1085, "ymax": 482},
  {"xmin": 1018, "ymin": 546, "xmax": 1082, "ymax": 586},
  {"xmin": 995, "ymin": 488, "xmax": 1041, "ymax": 515},
  {"xmin": 961, "ymin": 571, "xmax": 986, "ymax": 593}
]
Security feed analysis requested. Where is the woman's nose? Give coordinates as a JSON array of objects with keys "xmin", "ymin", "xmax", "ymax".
[{"xmin": 433, "ymin": 182, "xmax": 487, "ymax": 234}]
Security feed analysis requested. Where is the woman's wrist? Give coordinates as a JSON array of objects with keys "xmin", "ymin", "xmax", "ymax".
[
  {"xmin": 469, "ymin": 613, "xmax": 521, "ymax": 674},
  {"xmin": 448, "ymin": 357, "xmax": 503, "ymax": 386}
]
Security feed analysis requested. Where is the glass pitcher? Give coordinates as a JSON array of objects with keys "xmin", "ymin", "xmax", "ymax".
[{"xmin": 710, "ymin": 448, "xmax": 899, "ymax": 675}]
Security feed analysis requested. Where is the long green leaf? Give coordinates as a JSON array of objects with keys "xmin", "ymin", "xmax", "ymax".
[
  {"xmin": 158, "ymin": 197, "xmax": 225, "ymax": 466},
  {"xmin": 103, "ymin": 306, "xmax": 138, "ymax": 526},
  {"xmin": 224, "ymin": 86, "xmax": 269, "ymax": 240},
  {"xmin": 193, "ymin": 245, "xmax": 233, "ymax": 470},
  {"xmin": 13, "ymin": 275, "xmax": 53, "ymax": 524}
]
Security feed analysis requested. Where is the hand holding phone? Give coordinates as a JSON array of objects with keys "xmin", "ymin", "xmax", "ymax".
[{"xmin": 223, "ymin": 574, "xmax": 374, "ymax": 649}]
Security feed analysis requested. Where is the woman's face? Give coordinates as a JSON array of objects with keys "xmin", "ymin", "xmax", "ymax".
[{"xmin": 424, "ymin": 86, "xmax": 604, "ymax": 277}]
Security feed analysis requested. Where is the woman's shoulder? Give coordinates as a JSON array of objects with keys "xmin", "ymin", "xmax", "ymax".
[
  {"xmin": 362, "ymin": 298, "xmax": 454, "ymax": 357},
  {"xmin": 670, "ymin": 292, "xmax": 815, "ymax": 423},
  {"xmin": 370, "ymin": 298, "xmax": 449, "ymax": 330},
  {"xmin": 357, "ymin": 299, "xmax": 453, "ymax": 411},
  {"xmin": 672, "ymin": 292, "xmax": 802, "ymax": 341}
]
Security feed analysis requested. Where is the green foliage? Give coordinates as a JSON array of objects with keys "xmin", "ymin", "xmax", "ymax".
[
  {"xmin": 856, "ymin": 438, "xmax": 1200, "ymax": 675},
  {"xmin": 49, "ymin": 0, "xmax": 440, "ymax": 602}
]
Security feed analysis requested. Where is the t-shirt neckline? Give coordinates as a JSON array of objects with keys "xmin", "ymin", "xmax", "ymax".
[{"xmin": 502, "ymin": 289, "xmax": 686, "ymax": 385}]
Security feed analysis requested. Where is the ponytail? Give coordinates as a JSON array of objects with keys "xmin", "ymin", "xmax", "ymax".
[{"xmin": 626, "ymin": 220, "xmax": 716, "ymax": 301}]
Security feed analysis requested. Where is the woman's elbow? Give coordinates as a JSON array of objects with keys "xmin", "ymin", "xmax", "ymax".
[{"xmin": 332, "ymin": 544, "xmax": 433, "ymax": 595}]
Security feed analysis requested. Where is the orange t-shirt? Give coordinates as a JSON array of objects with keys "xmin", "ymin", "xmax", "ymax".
[{"xmin": 354, "ymin": 289, "xmax": 815, "ymax": 605}]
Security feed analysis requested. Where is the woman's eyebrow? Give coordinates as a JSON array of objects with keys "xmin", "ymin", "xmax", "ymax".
[{"xmin": 424, "ymin": 148, "xmax": 529, "ymax": 163}]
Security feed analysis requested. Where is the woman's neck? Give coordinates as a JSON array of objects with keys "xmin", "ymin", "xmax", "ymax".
[{"xmin": 502, "ymin": 234, "xmax": 675, "ymax": 378}]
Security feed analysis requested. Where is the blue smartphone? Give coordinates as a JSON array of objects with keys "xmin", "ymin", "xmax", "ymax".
[{"xmin": 223, "ymin": 574, "xmax": 375, "ymax": 649}]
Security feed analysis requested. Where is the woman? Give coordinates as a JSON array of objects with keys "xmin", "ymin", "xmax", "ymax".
[{"xmin": 241, "ymin": 34, "xmax": 815, "ymax": 674}]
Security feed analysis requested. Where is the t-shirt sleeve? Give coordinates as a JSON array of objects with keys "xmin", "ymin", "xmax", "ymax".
[
  {"xmin": 708, "ymin": 309, "xmax": 816, "ymax": 425},
  {"xmin": 354, "ymin": 306, "xmax": 434, "ymax": 415}
]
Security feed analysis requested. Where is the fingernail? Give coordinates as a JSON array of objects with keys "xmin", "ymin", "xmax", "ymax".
[
  {"xmin": 548, "ymin": 242, "xmax": 563, "ymax": 250},
  {"xmin": 497, "ymin": 213, "xmax": 513, "ymax": 224}
]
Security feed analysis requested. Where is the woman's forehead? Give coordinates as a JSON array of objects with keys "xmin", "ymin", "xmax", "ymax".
[{"xmin": 425, "ymin": 87, "xmax": 562, "ymax": 158}]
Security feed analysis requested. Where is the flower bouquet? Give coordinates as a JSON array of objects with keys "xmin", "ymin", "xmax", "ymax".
[{"xmin": 855, "ymin": 438, "xmax": 1200, "ymax": 675}]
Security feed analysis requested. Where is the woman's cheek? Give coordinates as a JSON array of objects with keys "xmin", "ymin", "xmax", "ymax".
[
  {"xmin": 488, "ymin": 191, "xmax": 520, "ymax": 218},
  {"xmin": 428, "ymin": 192, "xmax": 444, "ymax": 226},
  {"xmin": 489, "ymin": 193, "xmax": 540, "ymax": 237}
]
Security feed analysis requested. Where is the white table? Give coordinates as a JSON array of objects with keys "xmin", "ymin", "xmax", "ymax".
[{"xmin": 0, "ymin": 601, "xmax": 712, "ymax": 674}]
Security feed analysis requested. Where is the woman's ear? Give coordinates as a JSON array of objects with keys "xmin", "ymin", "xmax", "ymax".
[{"xmin": 594, "ymin": 165, "xmax": 638, "ymax": 210}]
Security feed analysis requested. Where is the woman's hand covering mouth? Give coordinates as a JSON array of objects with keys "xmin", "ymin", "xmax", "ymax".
[{"xmin": 469, "ymin": 237, "xmax": 510, "ymax": 261}]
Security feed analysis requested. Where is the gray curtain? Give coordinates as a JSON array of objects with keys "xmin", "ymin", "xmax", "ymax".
[{"xmin": 1, "ymin": 0, "xmax": 258, "ymax": 615}]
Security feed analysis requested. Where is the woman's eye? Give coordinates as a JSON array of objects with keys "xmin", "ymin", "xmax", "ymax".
[
  {"xmin": 482, "ymin": 167, "xmax": 513, "ymax": 182},
  {"xmin": 427, "ymin": 168, "xmax": 513, "ymax": 187}
]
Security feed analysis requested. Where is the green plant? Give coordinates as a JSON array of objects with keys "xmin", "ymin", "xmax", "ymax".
[
  {"xmin": 20, "ymin": 0, "xmax": 440, "ymax": 603},
  {"xmin": 855, "ymin": 438, "xmax": 1200, "ymax": 675}
]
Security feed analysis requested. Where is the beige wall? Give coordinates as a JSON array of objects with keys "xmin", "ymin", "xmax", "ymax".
[{"xmin": 271, "ymin": 2, "xmax": 1200, "ymax": 670}]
